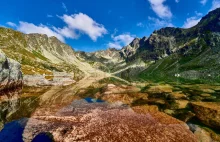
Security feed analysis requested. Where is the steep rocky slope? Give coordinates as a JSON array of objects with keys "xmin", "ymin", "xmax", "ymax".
[
  {"xmin": 0, "ymin": 49, "xmax": 22, "ymax": 91},
  {"xmin": 77, "ymin": 36, "xmax": 148, "ymax": 74},
  {"xmin": 78, "ymin": 8, "xmax": 220, "ymax": 83},
  {"xmin": 117, "ymin": 8, "xmax": 220, "ymax": 83},
  {"xmin": 0, "ymin": 28, "xmax": 85, "ymax": 82},
  {"xmin": 77, "ymin": 48, "xmax": 124, "ymax": 72}
]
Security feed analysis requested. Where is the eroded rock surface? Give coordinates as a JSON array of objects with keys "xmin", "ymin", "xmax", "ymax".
[
  {"xmin": 0, "ymin": 49, "xmax": 22, "ymax": 91},
  {"xmin": 191, "ymin": 102, "xmax": 220, "ymax": 129},
  {"xmin": 21, "ymin": 100, "xmax": 197, "ymax": 142}
]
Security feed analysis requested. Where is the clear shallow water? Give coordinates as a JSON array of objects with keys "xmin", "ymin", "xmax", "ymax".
[
  {"xmin": 84, "ymin": 97, "xmax": 104, "ymax": 103},
  {"xmin": 0, "ymin": 83, "xmax": 220, "ymax": 141},
  {"xmin": 0, "ymin": 86, "xmax": 107, "ymax": 141}
]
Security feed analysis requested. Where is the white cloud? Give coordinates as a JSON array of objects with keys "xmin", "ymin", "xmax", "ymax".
[
  {"xmin": 200, "ymin": 0, "xmax": 208, "ymax": 5},
  {"xmin": 7, "ymin": 13, "xmax": 107, "ymax": 43},
  {"xmin": 210, "ymin": 0, "xmax": 220, "ymax": 11},
  {"xmin": 17, "ymin": 22, "xmax": 65, "ymax": 42},
  {"xmin": 62, "ymin": 2, "xmax": 68, "ymax": 12},
  {"xmin": 175, "ymin": 0, "xmax": 180, "ymax": 3},
  {"xmin": 182, "ymin": 17, "xmax": 201, "ymax": 28},
  {"xmin": 108, "ymin": 34, "xmax": 135, "ymax": 49},
  {"xmin": 53, "ymin": 26, "xmax": 78, "ymax": 39},
  {"xmin": 113, "ymin": 34, "xmax": 135, "ymax": 45},
  {"xmin": 148, "ymin": 0, "xmax": 172, "ymax": 19},
  {"xmin": 107, "ymin": 42, "xmax": 122, "ymax": 49},
  {"xmin": 6, "ymin": 22, "xmax": 17, "ymax": 27},
  {"xmin": 47, "ymin": 14, "xmax": 53, "ymax": 18},
  {"xmin": 148, "ymin": 16, "xmax": 174, "ymax": 28},
  {"xmin": 182, "ymin": 10, "xmax": 204, "ymax": 29},
  {"xmin": 137, "ymin": 22, "xmax": 145, "ymax": 27},
  {"xmin": 61, "ymin": 13, "xmax": 107, "ymax": 41},
  {"xmin": 195, "ymin": 11, "xmax": 203, "ymax": 16}
]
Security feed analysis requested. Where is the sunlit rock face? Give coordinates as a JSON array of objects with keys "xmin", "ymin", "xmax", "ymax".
[
  {"xmin": 191, "ymin": 102, "xmax": 220, "ymax": 129},
  {"xmin": 22, "ymin": 100, "xmax": 197, "ymax": 142},
  {"xmin": 0, "ymin": 49, "xmax": 22, "ymax": 91}
]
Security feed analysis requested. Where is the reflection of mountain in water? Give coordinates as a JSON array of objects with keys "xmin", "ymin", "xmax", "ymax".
[{"xmin": 0, "ymin": 87, "xmax": 40, "ymax": 131}]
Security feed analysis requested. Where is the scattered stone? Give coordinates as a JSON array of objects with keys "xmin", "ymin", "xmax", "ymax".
[
  {"xmin": 169, "ymin": 91, "xmax": 187, "ymax": 99},
  {"xmin": 164, "ymin": 109, "xmax": 175, "ymax": 115},
  {"xmin": 188, "ymin": 124, "xmax": 213, "ymax": 142},
  {"xmin": 147, "ymin": 84, "xmax": 173, "ymax": 93},
  {"xmin": 96, "ymin": 84, "xmax": 147, "ymax": 105},
  {"xmin": 175, "ymin": 100, "xmax": 189, "ymax": 109},
  {"xmin": 201, "ymin": 89, "xmax": 215, "ymax": 94},
  {"xmin": 200, "ymin": 93, "xmax": 211, "ymax": 97}
]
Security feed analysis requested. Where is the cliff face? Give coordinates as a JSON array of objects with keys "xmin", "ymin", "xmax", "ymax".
[
  {"xmin": 0, "ymin": 49, "xmax": 22, "ymax": 91},
  {"xmin": 0, "ymin": 28, "xmax": 84, "ymax": 81},
  {"xmin": 107, "ymin": 8, "xmax": 220, "ymax": 83}
]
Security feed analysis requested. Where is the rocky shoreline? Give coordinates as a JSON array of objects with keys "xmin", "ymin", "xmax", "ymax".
[{"xmin": 23, "ymin": 72, "xmax": 76, "ymax": 87}]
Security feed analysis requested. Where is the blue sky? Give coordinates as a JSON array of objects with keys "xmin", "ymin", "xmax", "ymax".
[{"xmin": 0, "ymin": 0, "xmax": 220, "ymax": 52}]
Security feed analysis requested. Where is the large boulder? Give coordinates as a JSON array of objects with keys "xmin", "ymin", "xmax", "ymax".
[
  {"xmin": 191, "ymin": 102, "xmax": 220, "ymax": 129},
  {"xmin": 0, "ymin": 49, "xmax": 22, "ymax": 91}
]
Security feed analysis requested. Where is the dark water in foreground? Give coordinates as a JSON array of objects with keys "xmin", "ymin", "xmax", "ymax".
[{"xmin": 0, "ymin": 86, "xmax": 106, "ymax": 142}]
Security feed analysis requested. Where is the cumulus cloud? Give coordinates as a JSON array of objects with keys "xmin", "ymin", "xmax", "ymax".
[
  {"xmin": 195, "ymin": 11, "xmax": 203, "ymax": 16},
  {"xmin": 61, "ymin": 13, "xmax": 107, "ymax": 41},
  {"xmin": 210, "ymin": 0, "xmax": 220, "ymax": 11},
  {"xmin": 200, "ymin": 0, "xmax": 208, "ymax": 5},
  {"xmin": 108, "ymin": 34, "xmax": 135, "ymax": 49},
  {"xmin": 62, "ymin": 2, "xmax": 68, "ymax": 12},
  {"xmin": 182, "ymin": 10, "xmax": 205, "ymax": 29},
  {"xmin": 9, "ymin": 13, "xmax": 107, "ymax": 43},
  {"xmin": 17, "ymin": 22, "xmax": 65, "ymax": 42},
  {"xmin": 182, "ymin": 17, "xmax": 201, "ymax": 28},
  {"xmin": 148, "ymin": 16, "xmax": 174, "ymax": 28},
  {"xmin": 53, "ymin": 26, "xmax": 79, "ymax": 39},
  {"xmin": 107, "ymin": 42, "xmax": 122, "ymax": 49},
  {"xmin": 6, "ymin": 22, "xmax": 17, "ymax": 27},
  {"xmin": 148, "ymin": 0, "xmax": 172, "ymax": 19},
  {"xmin": 137, "ymin": 22, "xmax": 145, "ymax": 27},
  {"xmin": 114, "ymin": 34, "xmax": 135, "ymax": 45}
]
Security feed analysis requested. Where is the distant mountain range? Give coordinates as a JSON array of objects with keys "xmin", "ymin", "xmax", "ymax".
[
  {"xmin": 1, "ymin": 8, "xmax": 220, "ymax": 83},
  {"xmin": 79, "ymin": 8, "xmax": 220, "ymax": 83}
]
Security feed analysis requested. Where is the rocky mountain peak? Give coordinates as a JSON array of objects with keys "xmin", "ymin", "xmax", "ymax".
[
  {"xmin": 129, "ymin": 38, "xmax": 140, "ymax": 47},
  {"xmin": 196, "ymin": 8, "xmax": 220, "ymax": 32}
]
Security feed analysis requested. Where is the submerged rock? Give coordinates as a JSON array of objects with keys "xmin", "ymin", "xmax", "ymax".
[
  {"xmin": 21, "ymin": 100, "xmax": 197, "ymax": 142},
  {"xmin": 188, "ymin": 123, "xmax": 220, "ymax": 142},
  {"xmin": 0, "ymin": 49, "xmax": 22, "ymax": 91},
  {"xmin": 191, "ymin": 102, "xmax": 220, "ymax": 129}
]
